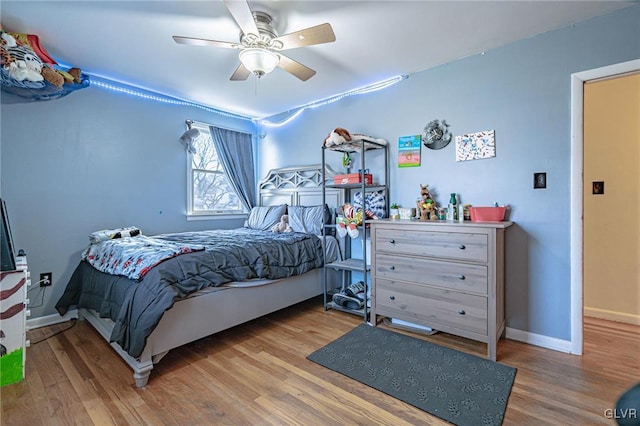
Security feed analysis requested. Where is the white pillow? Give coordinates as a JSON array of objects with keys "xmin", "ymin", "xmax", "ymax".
[{"xmin": 244, "ymin": 204, "xmax": 287, "ymax": 231}]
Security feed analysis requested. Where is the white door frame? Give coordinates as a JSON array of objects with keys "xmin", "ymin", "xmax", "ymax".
[{"xmin": 570, "ymin": 58, "xmax": 640, "ymax": 355}]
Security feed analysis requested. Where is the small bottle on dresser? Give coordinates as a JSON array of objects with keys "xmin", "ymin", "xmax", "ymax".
[
  {"xmin": 447, "ymin": 193, "xmax": 457, "ymax": 221},
  {"xmin": 463, "ymin": 205, "xmax": 471, "ymax": 221}
]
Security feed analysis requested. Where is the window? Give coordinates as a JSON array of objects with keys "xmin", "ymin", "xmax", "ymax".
[{"xmin": 187, "ymin": 123, "xmax": 244, "ymax": 216}]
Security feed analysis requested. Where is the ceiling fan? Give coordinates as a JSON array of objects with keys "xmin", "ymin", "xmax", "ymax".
[{"xmin": 173, "ymin": 0, "xmax": 336, "ymax": 81}]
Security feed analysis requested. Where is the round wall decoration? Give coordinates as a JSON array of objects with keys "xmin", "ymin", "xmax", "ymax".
[{"xmin": 422, "ymin": 119, "xmax": 452, "ymax": 150}]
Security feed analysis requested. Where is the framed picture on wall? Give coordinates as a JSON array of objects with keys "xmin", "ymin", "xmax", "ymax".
[
  {"xmin": 398, "ymin": 135, "xmax": 421, "ymax": 167},
  {"xmin": 455, "ymin": 130, "xmax": 496, "ymax": 161}
]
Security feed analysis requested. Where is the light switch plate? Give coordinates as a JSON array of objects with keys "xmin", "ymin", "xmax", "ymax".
[
  {"xmin": 534, "ymin": 172, "xmax": 547, "ymax": 189},
  {"xmin": 592, "ymin": 181, "xmax": 604, "ymax": 195}
]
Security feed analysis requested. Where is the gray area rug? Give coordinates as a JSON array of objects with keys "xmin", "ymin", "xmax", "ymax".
[{"xmin": 307, "ymin": 324, "xmax": 516, "ymax": 426}]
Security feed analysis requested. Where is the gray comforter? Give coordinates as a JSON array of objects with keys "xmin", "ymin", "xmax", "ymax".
[{"xmin": 56, "ymin": 228, "xmax": 323, "ymax": 358}]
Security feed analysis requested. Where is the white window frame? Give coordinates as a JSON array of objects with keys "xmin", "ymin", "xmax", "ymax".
[{"xmin": 186, "ymin": 122, "xmax": 247, "ymax": 219}]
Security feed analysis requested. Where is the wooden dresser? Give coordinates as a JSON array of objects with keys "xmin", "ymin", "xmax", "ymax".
[{"xmin": 370, "ymin": 219, "xmax": 512, "ymax": 360}]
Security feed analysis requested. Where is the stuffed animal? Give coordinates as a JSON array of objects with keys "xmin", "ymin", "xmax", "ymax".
[
  {"xmin": 323, "ymin": 127, "xmax": 352, "ymax": 148},
  {"xmin": 271, "ymin": 214, "xmax": 292, "ymax": 233},
  {"xmin": 9, "ymin": 32, "xmax": 57, "ymax": 66},
  {"xmin": 40, "ymin": 65, "xmax": 64, "ymax": 87},
  {"xmin": 51, "ymin": 67, "xmax": 84, "ymax": 85},
  {"xmin": 342, "ymin": 203, "xmax": 364, "ymax": 226},
  {"xmin": 68, "ymin": 67, "xmax": 82, "ymax": 84},
  {"xmin": 0, "ymin": 26, "xmax": 12, "ymax": 64},
  {"xmin": 417, "ymin": 184, "xmax": 438, "ymax": 221},
  {"xmin": 1, "ymin": 30, "xmax": 44, "ymax": 82},
  {"xmin": 336, "ymin": 203, "xmax": 363, "ymax": 239},
  {"xmin": 179, "ymin": 128, "xmax": 200, "ymax": 154},
  {"xmin": 1, "ymin": 25, "xmax": 84, "ymax": 87}
]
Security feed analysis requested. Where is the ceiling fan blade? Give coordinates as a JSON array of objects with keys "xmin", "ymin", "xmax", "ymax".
[
  {"xmin": 173, "ymin": 36, "xmax": 239, "ymax": 49},
  {"xmin": 223, "ymin": 0, "xmax": 259, "ymax": 36},
  {"xmin": 230, "ymin": 63, "xmax": 251, "ymax": 81},
  {"xmin": 273, "ymin": 23, "xmax": 336, "ymax": 50},
  {"xmin": 278, "ymin": 54, "xmax": 316, "ymax": 81}
]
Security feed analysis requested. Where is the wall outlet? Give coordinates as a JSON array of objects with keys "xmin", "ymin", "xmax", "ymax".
[{"xmin": 40, "ymin": 272, "xmax": 52, "ymax": 287}]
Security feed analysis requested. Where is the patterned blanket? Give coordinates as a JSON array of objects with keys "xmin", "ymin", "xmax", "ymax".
[{"xmin": 82, "ymin": 235, "xmax": 205, "ymax": 281}]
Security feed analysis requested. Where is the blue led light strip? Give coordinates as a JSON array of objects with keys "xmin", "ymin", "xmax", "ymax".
[
  {"xmin": 85, "ymin": 72, "xmax": 407, "ymax": 127},
  {"xmin": 256, "ymin": 74, "xmax": 408, "ymax": 128},
  {"xmin": 89, "ymin": 76, "xmax": 252, "ymax": 121}
]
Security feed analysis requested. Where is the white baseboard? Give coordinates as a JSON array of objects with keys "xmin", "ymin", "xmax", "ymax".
[
  {"xmin": 505, "ymin": 327, "xmax": 573, "ymax": 354},
  {"xmin": 27, "ymin": 309, "xmax": 78, "ymax": 330},
  {"xmin": 584, "ymin": 307, "xmax": 640, "ymax": 326},
  {"xmin": 28, "ymin": 311, "xmax": 578, "ymax": 355}
]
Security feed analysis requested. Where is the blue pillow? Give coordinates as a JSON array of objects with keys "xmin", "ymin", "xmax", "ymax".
[
  {"xmin": 244, "ymin": 204, "xmax": 287, "ymax": 231},
  {"xmin": 288, "ymin": 205, "xmax": 331, "ymax": 235}
]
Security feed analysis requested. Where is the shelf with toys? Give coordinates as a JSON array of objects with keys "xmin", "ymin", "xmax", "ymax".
[{"xmin": 321, "ymin": 127, "xmax": 389, "ymax": 320}]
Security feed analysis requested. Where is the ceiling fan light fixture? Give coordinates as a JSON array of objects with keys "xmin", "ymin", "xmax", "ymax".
[{"xmin": 239, "ymin": 48, "xmax": 279, "ymax": 78}]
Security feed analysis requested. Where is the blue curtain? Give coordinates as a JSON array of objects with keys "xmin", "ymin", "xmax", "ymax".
[{"xmin": 209, "ymin": 126, "xmax": 256, "ymax": 210}]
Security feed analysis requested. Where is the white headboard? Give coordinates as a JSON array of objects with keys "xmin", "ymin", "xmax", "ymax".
[{"xmin": 258, "ymin": 164, "xmax": 343, "ymax": 210}]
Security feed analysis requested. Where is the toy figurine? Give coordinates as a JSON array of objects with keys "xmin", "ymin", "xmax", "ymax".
[{"xmin": 417, "ymin": 184, "xmax": 438, "ymax": 221}]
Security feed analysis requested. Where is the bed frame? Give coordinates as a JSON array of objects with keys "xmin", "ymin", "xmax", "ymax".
[{"xmin": 79, "ymin": 165, "xmax": 342, "ymax": 387}]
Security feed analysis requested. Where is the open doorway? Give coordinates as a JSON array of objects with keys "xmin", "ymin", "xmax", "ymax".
[
  {"xmin": 583, "ymin": 73, "xmax": 639, "ymax": 323},
  {"xmin": 570, "ymin": 59, "xmax": 640, "ymax": 355}
]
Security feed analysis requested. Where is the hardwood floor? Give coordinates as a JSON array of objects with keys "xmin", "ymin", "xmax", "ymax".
[{"xmin": 2, "ymin": 299, "xmax": 638, "ymax": 425}]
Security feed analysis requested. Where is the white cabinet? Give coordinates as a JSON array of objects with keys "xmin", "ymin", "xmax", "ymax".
[{"xmin": 0, "ymin": 256, "xmax": 29, "ymax": 386}]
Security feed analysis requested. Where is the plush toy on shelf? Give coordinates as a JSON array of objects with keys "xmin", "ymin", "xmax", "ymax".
[
  {"xmin": 336, "ymin": 203, "xmax": 363, "ymax": 239},
  {"xmin": 323, "ymin": 127, "xmax": 352, "ymax": 148},
  {"xmin": 336, "ymin": 216, "xmax": 360, "ymax": 239}
]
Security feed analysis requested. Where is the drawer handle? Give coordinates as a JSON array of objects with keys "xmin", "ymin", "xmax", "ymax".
[
  {"xmin": 458, "ymin": 309, "xmax": 466, "ymax": 315},
  {"xmin": 458, "ymin": 274, "xmax": 466, "ymax": 280},
  {"xmin": 389, "ymin": 265, "xmax": 395, "ymax": 270},
  {"xmin": 389, "ymin": 295, "xmax": 395, "ymax": 300},
  {"xmin": 389, "ymin": 239, "xmax": 396, "ymax": 244},
  {"xmin": 459, "ymin": 244, "xmax": 466, "ymax": 250}
]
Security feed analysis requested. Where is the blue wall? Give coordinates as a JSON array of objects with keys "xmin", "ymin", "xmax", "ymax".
[
  {"xmin": 258, "ymin": 6, "xmax": 640, "ymax": 341},
  {"xmin": 1, "ymin": 6, "xmax": 638, "ymax": 339},
  {"xmin": 1, "ymin": 86, "xmax": 255, "ymax": 318}
]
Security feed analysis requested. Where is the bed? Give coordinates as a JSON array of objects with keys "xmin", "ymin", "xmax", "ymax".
[{"xmin": 55, "ymin": 165, "xmax": 343, "ymax": 387}]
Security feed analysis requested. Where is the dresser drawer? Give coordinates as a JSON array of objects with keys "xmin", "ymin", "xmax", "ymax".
[
  {"xmin": 375, "ymin": 254, "xmax": 488, "ymax": 294},
  {"xmin": 375, "ymin": 278, "xmax": 487, "ymax": 335},
  {"xmin": 375, "ymin": 228, "xmax": 488, "ymax": 262}
]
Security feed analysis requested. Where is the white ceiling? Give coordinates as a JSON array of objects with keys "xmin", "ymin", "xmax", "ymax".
[{"xmin": 1, "ymin": 1, "xmax": 633, "ymax": 119}]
